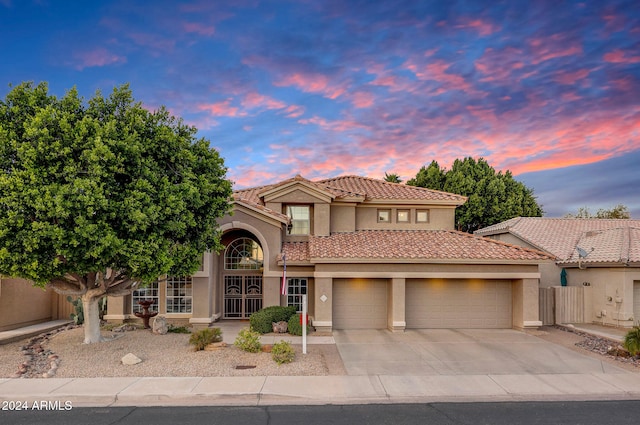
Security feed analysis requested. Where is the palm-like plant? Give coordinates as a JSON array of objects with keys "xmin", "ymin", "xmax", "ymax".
[{"xmin": 623, "ymin": 326, "xmax": 640, "ymax": 357}]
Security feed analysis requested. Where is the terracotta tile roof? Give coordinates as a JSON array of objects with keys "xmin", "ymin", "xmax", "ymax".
[
  {"xmin": 560, "ymin": 226, "xmax": 640, "ymax": 265},
  {"xmin": 282, "ymin": 230, "xmax": 553, "ymax": 263},
  {"xmin": 475, "ymin": 217, "xmax": 640, "ymax": 264},
  {"xmin": 317, "ymin": 175, "xmax": 467, "ymax": 203},
  {"xmin": 233, "ymin": 174, "xmax": 467, "ymax": 222}
]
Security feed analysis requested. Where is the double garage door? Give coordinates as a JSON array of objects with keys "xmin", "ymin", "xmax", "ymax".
[{"xmin": 333, "ymin": 278, "xmax": 512, "ymax": 329}]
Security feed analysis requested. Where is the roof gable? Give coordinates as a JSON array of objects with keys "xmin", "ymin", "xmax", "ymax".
[{"xmin": 258, "ymin": 175, "xmax": 336, "ymax": 203}]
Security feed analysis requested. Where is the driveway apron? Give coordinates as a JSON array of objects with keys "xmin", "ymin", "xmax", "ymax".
[{"xmin": 333, "ymin": 328, "xmax": 627, "ymax": 376}]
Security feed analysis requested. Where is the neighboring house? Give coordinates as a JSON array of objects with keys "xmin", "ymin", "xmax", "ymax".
[
  {"xmin": 105, "ymin": 175, "xmax": 553, "ymax": 331},
  {"xmin": 475, "ymin": 217, "xmax": 640, "ymax": 328},
  {"xmin": 0, "ymin": 277, "xmax": 73, "ymax": 331}
]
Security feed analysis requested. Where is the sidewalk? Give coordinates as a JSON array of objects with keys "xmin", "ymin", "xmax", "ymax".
[
  {"xmin": 1, "ymin": 321, "xmax": 639, "ymax": 407},
  {"xmin": 2, "ymin": 372, "xmax": 640, "ymax": 407}
]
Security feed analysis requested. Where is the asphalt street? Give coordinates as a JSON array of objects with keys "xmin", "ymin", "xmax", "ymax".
[{"xmin": 3, "ymin": 402, "xmax": 640, "ymax": 425}]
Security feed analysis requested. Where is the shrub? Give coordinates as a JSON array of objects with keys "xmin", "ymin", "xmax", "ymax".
[
  {"xmin": 168, "ymin": 324, "xmax": 191, "ymax": 334},
  {"xmin": 250, "ymin": 306, "xmax": 297, "ymax": 334},
  {"xmin": 234, "ymin": 327, "xmax": 262, "ymax": 353},
  {"xmin": 189, "ymin": 328, "xmax": 222, "ymax": 351},
  {"xmin": 624, "ymin": 326, "xmax": 640, "ymax": 357},
  {"xmin": 272, "ymin": 340, "xmax": 295, "ymax": 365},
  {"xmin": 67, "ymin": 296, "xmax": 84, "ymax": 325},
  {"xmin": 288, "ymin": 314, "xmax": 311, "ymax": 336}
]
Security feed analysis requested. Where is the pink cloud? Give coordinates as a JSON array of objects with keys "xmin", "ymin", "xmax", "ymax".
[
  {"xmin": 455, "ymin": 18, "xmax": 501, "ymax": 36},
  {"xmin": 475, "ymin": 47, "xmax": 528, "ymax": 83},
  {"xmin": 351, "ymin": 91, "xmax": 375, "ymax": 108},
  {"xmin": 241, "ymin": 92, "xmax": 286, "ymax": 110},
  {"xmin": 603, "ymin": 49, "xmax": 640, "ymax": 64},
  {"xmin": 528, "ymin": 34, "xmax": 582, "ymax": 64},
  {"xmin": 72, "ymin": 47, "xmax": 126, "ymax": 70},
  {"xmin": 197, "ymin": 99, "xmax": 246, "ymax": 117},
  {"xmin": 183, "ymin": 21, "xmax": 215, "ymax": 36},
  {"xmin": 552, "ymin": 69, "xmax": 590, "ymax": 85},
  {"xmin": 406, "ymin": 59, "xmax": 476, "ymax": 94},
  {"xmin": 275, "ymin": 72, "xmax": 346, "ymax": 99},
  {"xmin": 284, "ymin": 105, "xmax": 305, "ymax": 118}
]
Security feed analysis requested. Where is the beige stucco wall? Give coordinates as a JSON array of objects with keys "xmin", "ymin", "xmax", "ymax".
[
  {"xmin": 0, "ymin": 278, "xmax": 54, "ymax": 331},
  {"xmin": 330, "ymin": 204, "xmax": 356, "ymax": 233},
  {"xmin": 563, "ymin": 267, "xmax": 640, "ymax": 327},
  {"xmin": 511, "ymin": 278, "xmax": 541, "ymax": 329},
  {"xmin": 313, "ymin": 277, "xmax": 333, "ymax": 331},
  {"xmin": 388, "ymin": 277, "xmax": 406, "ymax": 331},
  {"xmin": 355, "ymin": 205, "xmax": 456, "ymax": 231}
]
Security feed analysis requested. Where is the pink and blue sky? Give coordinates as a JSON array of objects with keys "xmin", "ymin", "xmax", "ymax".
[{"xmin": 1, "ymin": 0, "xmax": 639, "ymax": 217}]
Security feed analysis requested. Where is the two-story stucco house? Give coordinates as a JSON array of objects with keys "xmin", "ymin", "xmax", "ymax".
[{"xmin": 105, "ymin": 175, "xmax": 553, "ymax": 331}]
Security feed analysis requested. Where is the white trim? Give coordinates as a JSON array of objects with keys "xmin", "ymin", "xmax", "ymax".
[
  {"xmin": 312, "ymin": 321, "xmax": 332, "ymax": 327},
  {"xmin": 314, "ymin": 271, "xmax": 541, "ymax": 279},
  {"xmin": 392, "ymin": 321, "xmax": 406, "ymax": 327},
  {"xmin": 523, "ymin": 320, "xmax": 543, "ymax": 328}
]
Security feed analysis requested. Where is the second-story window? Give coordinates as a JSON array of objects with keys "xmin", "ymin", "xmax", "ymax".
[
  {"xmin": 287, "ymin": 205, "xmax": 310, "ymax": 235},
  {"xmin": 397, "ymin": 210, "xmax": 410, "ymax": 223}
]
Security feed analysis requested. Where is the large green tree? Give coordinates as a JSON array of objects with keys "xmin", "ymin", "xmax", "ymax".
[
  {"xmin": 408, "ymin": 157, "xmax": 543, "ymax": 233},
  {"xmin": 0, "ymin": 82, "xmax": 232, "ymax": 343}
]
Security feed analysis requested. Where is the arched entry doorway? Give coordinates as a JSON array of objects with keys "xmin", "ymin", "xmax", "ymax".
[{"xmin": 223, "ymin": 237, "xmax": 264, "ymax": 319}]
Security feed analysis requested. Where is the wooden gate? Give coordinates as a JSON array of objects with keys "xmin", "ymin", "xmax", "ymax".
[{"xmin": 539, "ymin": 286, "xmax": 589, "ymax": 325}]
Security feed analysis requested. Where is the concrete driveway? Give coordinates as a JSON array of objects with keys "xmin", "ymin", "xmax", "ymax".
[{"xmin": 333, "ymin": 328, "xmax": 627, "ymax": 376}]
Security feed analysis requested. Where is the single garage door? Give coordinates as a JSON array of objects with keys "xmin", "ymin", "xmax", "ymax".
[
  {"xmin": 406, "ymin": 279, "xmax": 512, "ymax": 328},
  {"xmin": 333, "ymin": 279, "xmax": 387, "ymax": 329}
]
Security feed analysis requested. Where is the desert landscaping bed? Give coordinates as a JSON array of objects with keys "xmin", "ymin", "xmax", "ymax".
[{"xmin": 0, "ymin": 325, "xmax": 346, "ymax": 379}]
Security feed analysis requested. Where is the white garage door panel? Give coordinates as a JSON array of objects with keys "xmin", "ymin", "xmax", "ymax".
[
  {"xmin": 406, "ymin": 279, "xmax": 512, "ymax": 329},
  {"xmin": 333, "ymin": 279, "xmax": 387, "ymax": 329}
]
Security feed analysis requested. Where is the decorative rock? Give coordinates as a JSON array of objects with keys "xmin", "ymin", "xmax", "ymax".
[
  {"xmin": 272, "ymin": 321, "xmax": 288, "ymax": 333},
  {"xmin": 204, "ymin": 342, "xmax": 228, "ymax": 351},
  {"xmin": 113, "ymin": 324, "xmax": 137, "ymax": 333},
  {"xmin": 121, "ymin": 353, "xmax": 143, "ymax": 365},
  {"xmin": 152, "ymin": 315, "xmax": 169, "ymax": 335}
]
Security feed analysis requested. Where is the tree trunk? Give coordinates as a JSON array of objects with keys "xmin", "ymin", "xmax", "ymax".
[{"xmin": 81, "ymin": 295, "xmax": 104, "ymax": 344}]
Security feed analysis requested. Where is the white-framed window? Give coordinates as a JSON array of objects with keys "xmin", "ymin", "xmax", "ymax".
[
  {"xmin": 287, "ymin": 205, "xmax": 310, "ymax": 235},
  {"xmin": 377, "ymin": 209, "xmax": 390, "ymax": 223},
  {"xmin": 132, "ymin": 281, "xmax": 159, "ymax": 313},
  {"xmin": 397, "ymin": 209, "xmax": 410, "ymax": 222},
  {"xmin": 287, "ymin": 278, "xmax": 308, "ymax": 312},
  {"xmin": 416, "ymin": 209, "xmax": 429, "ymax": 223},
  {"xmin": 166, "ymin": 276, "xmax": 193, "ymax": 313}
]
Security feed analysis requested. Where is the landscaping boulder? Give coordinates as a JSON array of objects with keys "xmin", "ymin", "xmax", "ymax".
[
  {"xmin": 152, "ymin": 316, "xmax": 168, "ymax": 335},
  {"xmin": 121, "ymin": 353, "xmax": 142, "ymax": 365}
]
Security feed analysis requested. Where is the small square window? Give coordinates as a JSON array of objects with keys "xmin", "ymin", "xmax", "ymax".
[
  {"xmin": 378, "ymin": 209, "xmax": 390, "ymax": 223},
  {"xmin": 397, "ymin": 210, "xmax": 410, "ymax": 222},
  {"xmin": 416, "ymin": 210, "xmax": 429, "ymax": 223}
]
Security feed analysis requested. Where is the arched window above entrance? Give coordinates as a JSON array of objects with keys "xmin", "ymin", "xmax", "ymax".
[{"xmin": 224, "ymin": 238, "xmax": 264, "ymax": 270}]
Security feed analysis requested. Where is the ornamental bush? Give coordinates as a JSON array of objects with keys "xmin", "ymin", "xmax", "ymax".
[
  {"xmin": 287, "ymin": 314, "xmax": 311, "ymax": 336},
  {"xmin": 250, "ymin": 306, "xmax": 297, "ymax": 334},
  {"xmin": 234, "ymin": 328, "xmax": 262, "ymax": 353},
  {"xmin": 272, "ymin": 340, "xmax": 295, "ymax": 365},
  {"xmin": 624, "ymin": 326, "xmax": 640, "ymax": 357},
  {"xmin": 189, "ymin": 327, "xmax": 222, "ymax": 351}
]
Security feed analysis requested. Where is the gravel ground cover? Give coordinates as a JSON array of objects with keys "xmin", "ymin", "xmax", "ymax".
[{"xmin": 0, "ymin": 325, "xmax": 346, "ymax": 378}]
